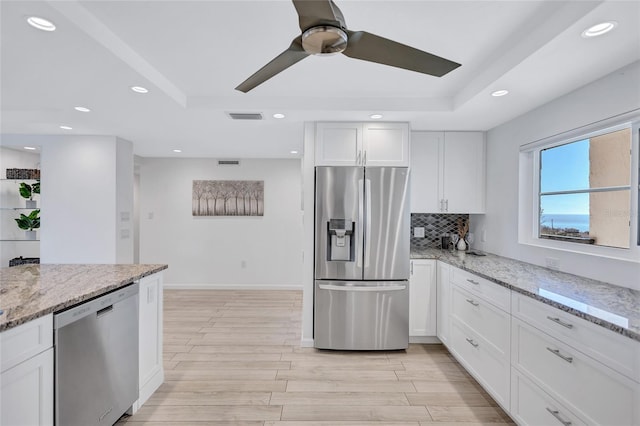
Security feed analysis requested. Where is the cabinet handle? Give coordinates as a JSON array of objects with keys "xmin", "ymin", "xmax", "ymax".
[
  {"xmin": 465, "ymin": 298, "xmax": 479, "ymax": 306},
  {"xmin": 440, "ymin": 199, "xmax": 444, "ymax": 211},
  {"xmin": 410, "ymin": 261, "xmax": 413, "ymax": 275},
  {"xmin": 546, "ymin": 408, "xmax": 572, "ymax": 426},
  {"xmin": 466, "ymin": 279, "xmax": 480, "ymax": 285},
  {"xmin": 546, "ymin": 347, "xmax": 573, "ymax": 363},
  {"xmin": 445, "ymin": 199, "xmax": 449, "ymax": 212},
  {"xmin": 465, "ymin": 338, "xmax": 479, "ymax": 348},
  {"xmin": 357, "ymin": 150, "xmax": 362, "ymax": 165},
  {"xmin": 546, "ymin": 316, "xmax": 574, "ymax": 329}
]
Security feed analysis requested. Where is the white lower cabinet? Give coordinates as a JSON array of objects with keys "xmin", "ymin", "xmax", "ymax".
[
  {"xmin": 436, "ymin": 261, "xmax": 451, "ymax": 345},
  {"xmin": 0, "ymin": 315, "xmax": 54, "ymax": 426},
  {"xmin": 409, "ymin": 259, "xmax": 437, "ymax": 340},
  {"xmin": 133, "ymin": 272, "xmax": 165, "ymax": 412},
  {"xmin": 512, "ymin": 317, "xmax": 639, "ymax": 426},
  {"xmin": 511, "ymin": 367, "xmax": 586, "ymax": 426}
]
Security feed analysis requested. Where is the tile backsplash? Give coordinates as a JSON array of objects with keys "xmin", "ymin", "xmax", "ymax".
[{"xmin": 411, "ymin": 213, "xmax": 469, "ymax": 250}]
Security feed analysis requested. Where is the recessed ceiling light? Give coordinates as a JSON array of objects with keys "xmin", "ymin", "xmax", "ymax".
[
  {"xmin": 582, "ymin": 21, "xmax": 617, "ymax": 38},
  {"xmin": 130, "ymin": 86, "xmax": 149, "ymax": 94},
  {"xmin": 59, "ymin": 125, "xmax": 72, "ymax": 130},
  {"xmin": 290, "ymin": 150, "xmax": 298, "ymax": 154},
  {"xmin": 491, "ymin": 89, "xmax": 509, "ymax": 97},
  {"xmin": 273, "ymin": 113, "xmax": 286, "ymax": 119},
  {"xmin": 24, "ymin": 146, "xmax": 37, "ymax": 150},
  {"xmin": 172, "ymin": 149, "xmax": 182, "ymax": 153},
  {"xmin": 27, "ymin": 16, "xmax": 56, "ymax": 32},
  {"xmin": 74, "ymin": 106, "xmax": 91, "ymax": 112},
  {"xmin": 370, "ymin": 114, "xmax": 383, "ymax": 119}
]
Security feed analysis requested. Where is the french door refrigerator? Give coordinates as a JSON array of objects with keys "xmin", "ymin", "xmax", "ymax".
[{"xmin": 314, "ymin": 166, "xmax": 410, "ymax": 350}]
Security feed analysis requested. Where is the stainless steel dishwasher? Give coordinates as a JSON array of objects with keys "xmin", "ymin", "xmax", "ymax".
[{"xmin": 54, "ymin": 283, "xmax": 139, "ymax": 426}]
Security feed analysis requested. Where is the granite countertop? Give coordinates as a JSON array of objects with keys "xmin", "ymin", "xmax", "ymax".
[
  {"xmin": 411, "ymin": 248, "xmax": 640, "ymax": 343},
  {"xmin": 0, "ymin": 263, "xmax": 168, "ymax": 332}
]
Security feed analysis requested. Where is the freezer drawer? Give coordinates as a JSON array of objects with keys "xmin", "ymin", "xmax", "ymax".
[{"xmin": 314, "ymin": 280, "xmax": 409, "ymax": 350}]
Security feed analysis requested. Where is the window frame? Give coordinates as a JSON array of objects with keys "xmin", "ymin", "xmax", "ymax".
[{"xmin": 518, "ymin": 113, "xmax": 640, "ymax": 262}]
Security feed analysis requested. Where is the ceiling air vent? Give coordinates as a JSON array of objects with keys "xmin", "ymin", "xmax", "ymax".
[
  {"xmin": 218, "ymin": 160, "xmax": 240, "ymax": 166},
  {"xmin": 227, "ymin": 112, "xmax": 263, "ymax": 120}
]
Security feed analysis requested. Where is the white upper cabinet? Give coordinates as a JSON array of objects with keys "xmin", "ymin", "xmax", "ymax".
[
  {"xmin": 411, "ymin": 131, "xmax": 486, "ymax": 213},
  {"xmin": 315, "ymin": 122, "xmax": 409, "ymax": 167}
]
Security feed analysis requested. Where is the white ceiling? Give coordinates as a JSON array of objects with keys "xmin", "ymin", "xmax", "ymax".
[{"xmin": 1, "ymin": 0, "xmax": 639, "ymax": 158}]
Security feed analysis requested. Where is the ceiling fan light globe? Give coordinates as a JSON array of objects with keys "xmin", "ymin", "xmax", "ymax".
[{"xmin": 302, "ymin": 26, "xmax": 348, "ymax": 55}]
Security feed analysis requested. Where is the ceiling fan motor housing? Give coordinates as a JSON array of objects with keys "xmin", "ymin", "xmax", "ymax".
[{"xmin": 301, "ymin": 26, "xmax": 348, "ymax": 55}]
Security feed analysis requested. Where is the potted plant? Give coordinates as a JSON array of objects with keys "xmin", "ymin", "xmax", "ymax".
[
  {"xmin": 19, "ymin": 180, "xmax": 40, "ymax": 208},
  {"xmin": 15, "ymin": 209, "xmax": 40, "ymax": 240}
]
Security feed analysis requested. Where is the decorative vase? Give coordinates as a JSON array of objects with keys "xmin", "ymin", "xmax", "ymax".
[
  {"xmin": 456, "ymin": 237, "xmax": 467, "ymax": 251},
  {"xmin": 25, "ymin": 230, "xmax": 36, "ymax": 240},
  {"xmin": 26, "ymin": 200, "xmax": 37, "ymax": 209}
]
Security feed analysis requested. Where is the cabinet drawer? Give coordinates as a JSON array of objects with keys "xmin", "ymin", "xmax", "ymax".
[
  {"xmin": 511, "ymin": 367, "xmax": 586, "ymax": 426},
  {"xmin": 451, "ymin": 318, "xmax": 510, "ymax": 410},
  {"xmin": 451, "ymin": 284, "xmax": 510, "ymax": 357},
  {"xmin": 450, "ymin": 267, "xmax": 509, "ymax": 311},
  {"xmin": 1, "ymin": 315, "xmax": 53, "ymax": 373},
  {"xmin": 512, "ymin": 291, "xmax": 640, "ymax": 383},
  {"xmin": 512, "ymin": 318, "xmax": 640, "ymax": 425}
]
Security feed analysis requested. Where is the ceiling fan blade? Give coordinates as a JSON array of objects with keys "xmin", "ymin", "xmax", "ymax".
[
  {"xmin": 235, "ymin": 37, "xmax": 309, "ymax": 93},
  {"xmin": 292, "ymin": 0, "xmax": 345, "ymax": 31},
  {"xmin": 343, "ymin": 30, "xmax": 461, "ymax": 77}
]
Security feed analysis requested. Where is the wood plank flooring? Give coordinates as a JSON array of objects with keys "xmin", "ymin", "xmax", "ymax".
[{"xmin": 118, "ymin": 289, "xmax": 515, "ymax": 425}]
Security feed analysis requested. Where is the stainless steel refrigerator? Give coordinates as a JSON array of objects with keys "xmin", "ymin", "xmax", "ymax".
[{"xmin": 314, "ymin": 166, "xmax": 410, "ymax": 350}]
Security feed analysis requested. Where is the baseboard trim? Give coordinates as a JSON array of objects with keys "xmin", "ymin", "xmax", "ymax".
[
  {"xmin": 300, "ymin": 337, "xmax": 314, "ymax": 348},
  {"xmin": 409, "ymin": 336, "xmax": 442, "ymax": 344},
  {"xmin": 163, "ymin": 283, "xmax": 303, "ymax": 290}
]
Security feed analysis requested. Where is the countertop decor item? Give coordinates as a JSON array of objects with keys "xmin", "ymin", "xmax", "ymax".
[{"xmin": 456, "ymin": 217, "xmax": 469, "ymax": 250}]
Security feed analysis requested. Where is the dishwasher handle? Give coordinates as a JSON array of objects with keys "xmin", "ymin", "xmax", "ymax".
[{"xmin": 54, "ymin": 282, "xmax": 138, "ymax": 329}]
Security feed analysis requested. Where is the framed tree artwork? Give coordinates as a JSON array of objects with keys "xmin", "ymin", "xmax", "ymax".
[{"xmin": 192, "ymin": 180, "xmax": 264, "ymax": 216}]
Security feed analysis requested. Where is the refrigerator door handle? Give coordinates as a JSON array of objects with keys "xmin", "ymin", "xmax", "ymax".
[
  {"xmin": 356, "ymin": 178, "xmax": 365, "ymax": 268},
  {"xmin": 318, "ymin": 284, "xmax": 407, "ymax": 292},
  {"xmin": 364, "ymin": 178, "xmax": 372, "ymax": 268}
]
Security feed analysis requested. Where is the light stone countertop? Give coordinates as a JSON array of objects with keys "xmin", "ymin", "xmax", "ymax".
[
  {"xmin": 411, "ymin": 248, "xmax": 640, "ymax": 342},
  {"xmin": 0, "ymin": 263, "xmax": 168, "ymax": 332}
]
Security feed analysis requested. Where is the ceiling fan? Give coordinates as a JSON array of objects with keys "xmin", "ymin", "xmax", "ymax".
[{"xmin": 235, "ymin": 0, "xmax": 461, "ymax": 93}]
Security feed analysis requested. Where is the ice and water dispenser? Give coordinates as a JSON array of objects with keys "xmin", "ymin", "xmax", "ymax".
[{"xmin": 327, "ymin": 219, "xmax": 355, "ymax": 261}]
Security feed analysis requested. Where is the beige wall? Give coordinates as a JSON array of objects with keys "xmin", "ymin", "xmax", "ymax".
[{"xmin": 589, "ymin": 128, "xmax": 631, "ymax": 248}]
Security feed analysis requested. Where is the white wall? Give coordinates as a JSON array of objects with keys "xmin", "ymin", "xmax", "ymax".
[
  {"xmin": 0, "ymin": 147, "xmax": 41, "ymax": 266},
  {"xmin": 473, "ymin": 61, "xmax": 640, "ymax": 290},
  {"xmin": 139, "ymin": 158, "xmax": 303, "ymax": 288},
  {"xmin": 31, "ymin": 135, "xmax": 134, "ymax": 264}
]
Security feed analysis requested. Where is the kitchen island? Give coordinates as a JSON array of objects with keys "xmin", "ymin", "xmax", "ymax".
[
  {"xmin": 0, "ymin": 263, "xmax": 167, "ymax": 426},
  {"xmin": 0, "ymin": 263, "xmax": 167, "ymax": 331}
]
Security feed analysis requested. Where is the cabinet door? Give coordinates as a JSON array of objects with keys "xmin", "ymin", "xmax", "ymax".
[
  {"xmin": 436, "ymin": 260, "xmax": 451, "ymax": 345},
  {"xmin": 409, "ymin": 260, "xmax": 437, "ymax": 337},
  {"xmin": 315, "ymin": 122, "xmax": 362, "ymax": 166},
  {"xmin": 442, "ymin": 132, "xmax": 485, "ymax": 213},
  {"xmin": 137, "ymin": 272, "xmax": 164, "ymax": 408},
  {"xmin": 0, "ymin": 348, "xmax": 53, "ymax": 426},
  {"xmin": 363, "ymin": 123, "xmax": 409, "ymax": 167},
  {"xmin": 410, "ymin": 132, "xmax": 443, "ymax": 212}
]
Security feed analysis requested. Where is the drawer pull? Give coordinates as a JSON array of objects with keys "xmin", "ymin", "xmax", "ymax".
[
  {"xmin": 466, "ymin": 279, "xmax": 480, "ymax": 285},
  {"xmin": 546, "ymin": 408, "xmax": 572, "ymax": 426},
  {"xmin": 466, "ymin": 338, "xmax": 479, "ymax": 348},
  {"xmin": 546, "ymin": 347, "xmax": 573, "ymax": 363},
  {"xmin": 465, "ymin": 298, "xmax": 479, "ymax": 306},
  {"xmin": 546, "ymin": 316, "xmax": 574, "ymax": 329}
]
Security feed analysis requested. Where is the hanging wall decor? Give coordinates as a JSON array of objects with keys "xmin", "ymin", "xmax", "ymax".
[{"xmin": 192, "ymin": 180, "xmax": 264, "ymax": 216}]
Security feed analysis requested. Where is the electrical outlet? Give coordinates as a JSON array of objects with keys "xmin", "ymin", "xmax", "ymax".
[
  {"xmin": 413, "ymin": 227, "xmax": 425, "ymax": 238},
  {"xmin": 545, "ymin": 257, "xmax": 560, "ymax": 271},
  {"xmin": 481, "ymin": 229, "xmax": 487, "ymax": 242}
]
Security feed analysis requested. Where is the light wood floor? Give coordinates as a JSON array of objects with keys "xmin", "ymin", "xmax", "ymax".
[{"xmin": 118, "ymin": 289, "xmax": 515, "ymax": 425}]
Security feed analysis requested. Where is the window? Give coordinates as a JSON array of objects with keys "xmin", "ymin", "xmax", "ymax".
[
  {"xmin": 538, "ymin": 128, "xmax": 631, "ymax": 248},
  {"xmin": 518, "ymin": 115, "xmax": 639, "ymax": 261}
]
